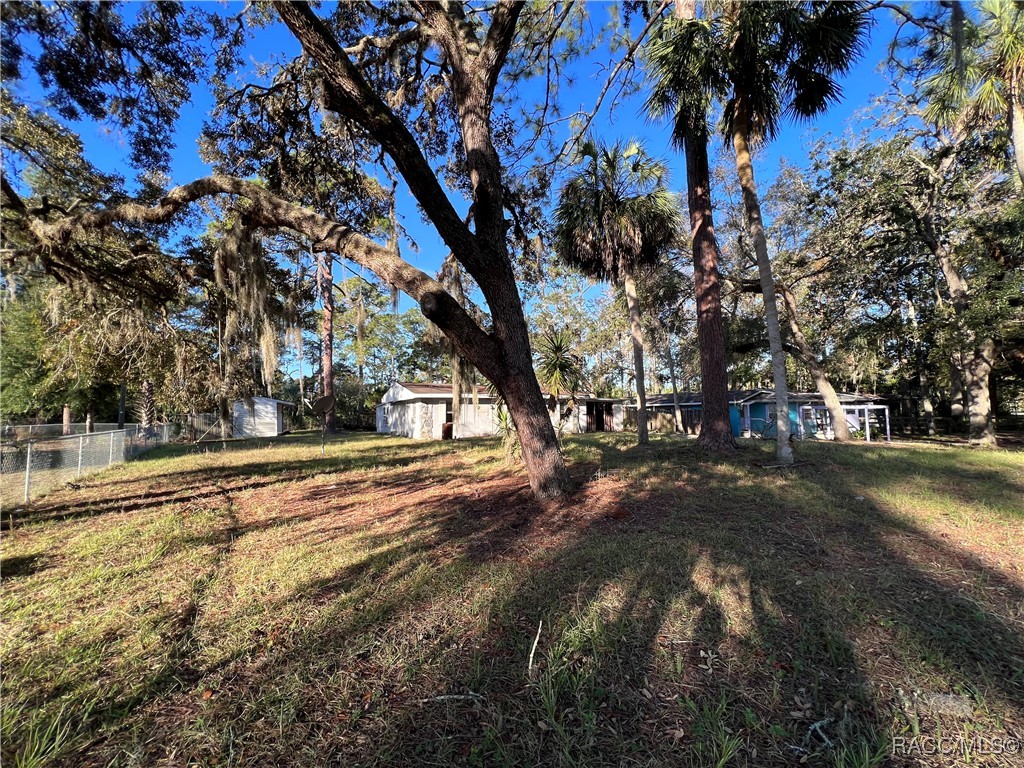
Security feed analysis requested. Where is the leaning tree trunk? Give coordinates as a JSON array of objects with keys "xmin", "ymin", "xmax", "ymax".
[
  {"xmin": 732, "ymin": 93, "xmax": 792, "ymax": 464},
  {"xmin": 274, "ymin": 0, "xmax": 572, "ymax": 499},
  {"xmin": 622, "ymin": 269, "xmax": 649, "ymax": 445},
  {"xmin": 316, "ymin": 250, "xmax": 337, "ymax": 432},
  {"xmin": 778, "ymin": 285, "xmax": 852, "ymax": 441},
  {"xmin": 683, "ymin": 128, "xmax": 736, "ymax": 451}
]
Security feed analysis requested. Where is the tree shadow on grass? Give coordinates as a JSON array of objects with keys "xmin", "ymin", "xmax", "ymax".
[
  {"xmin": 5, "ymin": 436, "xmax": 1023, "ymax": 767},
  {"xmin": 9, "ymin": 434, "xmax": 461, "ymax": 529}
]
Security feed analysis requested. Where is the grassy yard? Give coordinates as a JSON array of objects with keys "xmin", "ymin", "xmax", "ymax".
[{"xmin": 1, "ymin": 432, "xmax": 1022, "ymax": 767}]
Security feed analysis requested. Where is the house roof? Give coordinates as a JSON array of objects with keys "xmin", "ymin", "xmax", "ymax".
[
  {"xmin": 398, "ymin": 382, "xmax": 493, "ymax": 397},
  {"xmin": 234, "ymin": 397, "xmax": 296, "ymax": 407},
  {"xmin": 645, "ymin": 389, "xmax": 882, "ymax": 407},
  {"xmin": 387, "ymin": 382, "xmax": 624, "ymax": 403}
]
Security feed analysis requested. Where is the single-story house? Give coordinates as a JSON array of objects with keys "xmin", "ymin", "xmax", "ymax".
[
  {"xmin": 375, "ymin": 382, "xmax": 628, "ymax": 439},
  {"xmin": 646, "ymin": 389, "xmax": 890, "ymax": 441},
  {"xmin": 232, "ymin": 397, "xmax": 295, "ymax": 438},
  {"xmin": 376, "ymin": 382, "xmax": 498, "ymax": 439}
]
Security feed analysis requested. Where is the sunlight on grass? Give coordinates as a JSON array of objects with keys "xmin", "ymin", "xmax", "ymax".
[{"xmin": 2, "ymin": 432, "xmax": 1022, "ymax": 766}]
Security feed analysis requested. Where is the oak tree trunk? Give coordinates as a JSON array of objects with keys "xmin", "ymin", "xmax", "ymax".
[
  {"xmin": 623, "ymin": 270, "xmax": 649, "ymax": 445},
  {"xmin": 732, "ymin": 94, "xmax": 792, "ymax": 464},
  {"xmin": 683, "ymin": 128, "xmax": 736, "ymax": 451},
  {"xmin": 965, "ymin": 337, "xmax": 997, "ymax": 445}
]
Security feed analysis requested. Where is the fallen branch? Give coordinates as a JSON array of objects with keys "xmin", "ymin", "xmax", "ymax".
[{"xmin": 527, "ymin": 619, "xmax": 543, "ymax": 680}]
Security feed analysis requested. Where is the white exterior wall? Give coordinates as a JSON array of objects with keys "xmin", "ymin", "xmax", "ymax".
[
  {"xmin": 232, "ymin": 398, "xmax": 282, "ymax": 438},
  {"xmin": 556, "ymin": 402, "xmax": 586, "ymax": 434},
  {"xmin": 377, "ymin": 401, "xmax": 418, "ymax": 438},
  {"xmin": 457, "ymin": 402, "xmax": 499, "ymax": 437}
]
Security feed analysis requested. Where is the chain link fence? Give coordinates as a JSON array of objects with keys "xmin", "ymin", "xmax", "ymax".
[
  {"xmin": 1, "ymin": 423, "xmax": 142, "ymax": 440},
  {"xmin": 0, "ymin": 424, "xmax": 174, "ymax": 507}
]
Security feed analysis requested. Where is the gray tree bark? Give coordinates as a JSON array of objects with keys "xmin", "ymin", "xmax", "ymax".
[
  {"xmin": 732, "ymin": 92, "xmax": 792, "ymax": 463},
  {"xmin": 623, "ymin": 270, "xmax": 649, "ymax": 445}
]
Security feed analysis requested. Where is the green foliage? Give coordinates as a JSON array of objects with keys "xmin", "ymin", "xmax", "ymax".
[
  {"xmin": 535, "ymin": 327, "xmax": 587, "ymax": 403},
  {"xmin": 646, "ymin": 1, "xmax": 870, "ymax": 145},
  {"xmin": 0, "ymin": 285, "xmax": 51, "ymax": 418},
  {"xmin": 553, "ymin": 138, "xmax": 682, "ymax": 283},
  {"xmin": 1, "ymin": 0, "xmax": 205, "ymax": 173}
]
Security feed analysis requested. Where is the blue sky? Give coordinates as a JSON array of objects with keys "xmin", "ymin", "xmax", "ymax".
[{"xmin": 14, "ymin": 2, "xmax": 904, "ymax": 318}]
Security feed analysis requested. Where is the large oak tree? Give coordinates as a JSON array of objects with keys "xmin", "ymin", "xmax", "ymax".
[{"xmin": 2, "ymin": 1, "xmax": 588, "ymax": 498}]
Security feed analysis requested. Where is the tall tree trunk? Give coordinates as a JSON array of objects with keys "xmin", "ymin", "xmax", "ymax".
[
  {"xmin": 683, "ymin": 128, "xmax": 736, "ymax": 451},
  {"xmin": 117, "ymin": 382, "xmax": 127, "ymax": 430},
  {"xmin": 665, "ymin": 336, "xmax": 683, "ymax": 432},
  {"xmin": 623, "ymin": 270, "xmax": 649, "ymax": 445},
  {"xmin": 85, "ymin": 407, "xmax": 94, "ymax": 434},
  {"xmin": 927, "ymin": 229, "xmax": 997, "ymax": 446},
  {"xmin": 275, "ymin": 0, "xmax": 571, "ymax": 499},
  {"xmin": 778, "ymin": 285, "xmax": 852, "ymax": 441},
  {"xmin": 140, "ymin": 380, "xmax": 156, "ymax": 434},
  {"xmin": 732, "ymin": 93, "xmax": 792, "ymax": 464},
  {"xmin": 1010, "ymin": 96, "xmax": 1024, "ymax": 187},
  {"xmin": 218, "ymin": 393, "xmax": 232, "ymax": 440},
  {"xmin": 62, "ymin": 403, "xmax": 72, "ymax": 436},
  {"xmin": 965, "ymin": 337, "xmax": 997, "ymax": 445},
  {"xmin": 316, "ymin": 250, "xmax": 336, "ymax": 432}
]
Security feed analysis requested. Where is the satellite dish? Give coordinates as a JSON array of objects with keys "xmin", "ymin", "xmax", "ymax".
[{"xmin": 310, "ymin": 395, "xmax": 335, "ymax": 416}]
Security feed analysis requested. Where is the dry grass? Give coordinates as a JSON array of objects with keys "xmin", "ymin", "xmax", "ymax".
[{"xmin": 1, "ymin": 432, "xmax": 1022, "ymax": 767}]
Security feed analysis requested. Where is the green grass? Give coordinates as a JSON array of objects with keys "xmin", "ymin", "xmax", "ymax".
[{"xmin": 1, "ymin": 432, "xmax": 1022, "ymax": 767}]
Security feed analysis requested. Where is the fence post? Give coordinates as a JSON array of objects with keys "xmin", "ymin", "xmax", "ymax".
[
  {"xmin": 23, "ymin": 443, "xmax": 32, "ymax": 503},
  {"xmin": 78, "ymin": 435, "xmax": 84, "ymax": 477},
  {"xmin": 109, "ymin": 430, "xmax": 115, "ymax": 465}
]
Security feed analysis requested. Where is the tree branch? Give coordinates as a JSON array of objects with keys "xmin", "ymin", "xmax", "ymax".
[
  {"xmin": 24, "ymin": 175, "xmax": 503, "ymax": 379},
  {"xmin": 480, "ymin": 1, "xmax": 526, "ymax": 96},
  {"xmin": 271, "ymin": 1, "xmax": 487, "ymax": 278}
]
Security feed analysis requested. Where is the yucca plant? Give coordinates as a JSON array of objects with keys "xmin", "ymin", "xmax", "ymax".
[{"xmin": 535, "ymin": 327, "xmax": 588, "ymax": 436}]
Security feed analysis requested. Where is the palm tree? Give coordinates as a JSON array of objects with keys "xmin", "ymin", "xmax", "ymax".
[
  {"xmin": 648, "ymin": 1, "xmax": 869, "ymax": 461},
  {"xmin": 645, "ymin": 6, "xmax": 738, "ymax": 453},
  {"xmin": 553, "ymin": 139, "xmax": 682, "ymax": 445},
  {"xmin": 725, "ymin": 0, "xmax": 868, "ymax": 458},
  {"xmin": 921, "ymin": 0, "xmax": 1024, "ymax": 185}
]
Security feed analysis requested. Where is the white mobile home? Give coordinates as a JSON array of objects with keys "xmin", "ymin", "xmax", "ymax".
[{"xmin": 232, "ymin": 397, "xmax": 295, "ymax": 438}]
